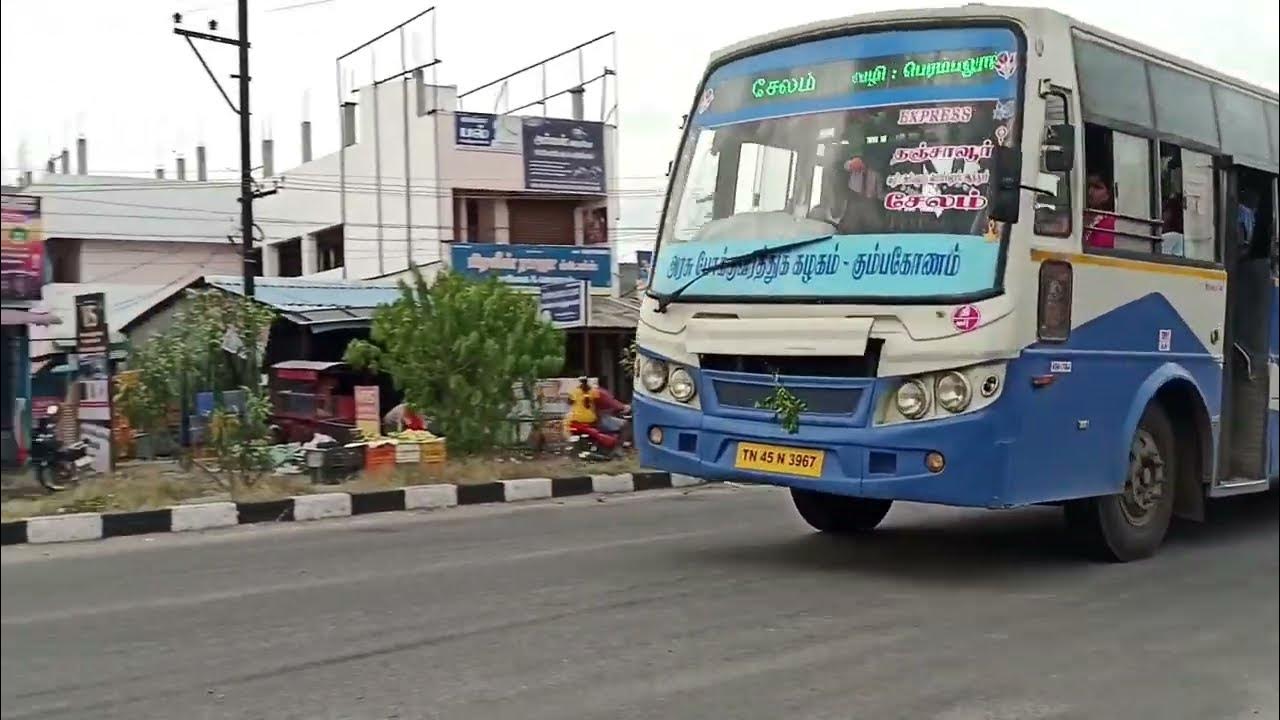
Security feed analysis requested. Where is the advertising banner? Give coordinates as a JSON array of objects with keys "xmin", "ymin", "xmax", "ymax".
[
  {"xmin": 521, "ymin": 117, "xmax": 606, "ymax": 194},
  {"xmin": 455, "ymin": 112, "xmax": 522, "ymax": 153},
  {"xmin": 1, "ymin": 193, "xmax": 44, "ymax": 301},
  {"xmin": 74, "ymin": 293, "xmax": 112, "ymax": 424},
  {"xmin": 538, "ymin": 280, "xmax": 589, "ymax": 329},
  {"xmin": 450, "ymin": 243, "xmax": 612, "ymax": 289},
  {"xmin": 354, "ymin": 386, "xmax": 381, "ymax": 437}
]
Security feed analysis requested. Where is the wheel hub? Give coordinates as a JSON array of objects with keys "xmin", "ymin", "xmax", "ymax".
[{"xmin": 1121, "ymin": 429, "xmax": 1165, "ymax": 526}]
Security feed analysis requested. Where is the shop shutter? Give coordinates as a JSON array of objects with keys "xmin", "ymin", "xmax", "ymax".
[{"xmin": 508, "ymin": 199, "xmax": 576, "ymax": 245}]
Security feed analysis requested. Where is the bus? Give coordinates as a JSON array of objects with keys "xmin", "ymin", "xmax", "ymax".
[{"xmin": 633, "ymin": 4, "xmax": 1279, "ymax": 561}]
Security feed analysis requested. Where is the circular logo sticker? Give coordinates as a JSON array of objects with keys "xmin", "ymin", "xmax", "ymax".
[{"xmin": 951, "ymin": 304, "xmax": 982, "ymax": 333}]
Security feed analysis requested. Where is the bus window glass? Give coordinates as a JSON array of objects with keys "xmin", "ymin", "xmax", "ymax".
[
  {"xmin": 1111, "ymin": 132, "xmax": 1155, "ymax": 252},
  {"xmin": 1180, "ymin": 148, "xmax": 1216, "ymax": 262},
  {"xmin": 1214, "ymin": 85, "xmax": 1270, "ymax": 167},
  {"xmin": 1149, "ymin": 64, "xmax": 1219, "ymax": 148},
  {"xmin": 1075, "ymin": 38, "xmax": 1153, "ymax": 128},
  {"xmin": 1035, "ymin": 93, "xmax": 1073, "ymax": 237},
  {"xmin": 1266, "ymin": 103, "xmax": 1279, "ymax": 162},
  {"xmin": 656, "ymin": 27, "xmax": 1023, "ymax": 301}
]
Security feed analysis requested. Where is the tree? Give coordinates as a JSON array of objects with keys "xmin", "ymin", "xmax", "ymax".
[
  {"xmin": 345, "ymin": 269, "xmax": 564, "ymax": 454},
  {"xmin": 115, "ymin": 288, "xmax": 276, "ymax": 483}
]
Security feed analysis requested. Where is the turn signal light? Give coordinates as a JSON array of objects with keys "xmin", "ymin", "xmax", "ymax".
[{"xmin": 648, "ymin": 426, "xmax": 664, "ymax": 446}]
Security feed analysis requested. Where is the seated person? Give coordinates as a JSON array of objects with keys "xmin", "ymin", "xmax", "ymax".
[
  {"xmin": 565, "ymin": 378, "xmax": 630, "ymax": 447},
  {"xmin": 1084, "ymin": 173, "xmax": 1117, "ymax": 249}
]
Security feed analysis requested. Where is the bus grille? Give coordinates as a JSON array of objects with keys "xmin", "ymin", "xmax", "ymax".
[{"xmin": 713, "ymin": 382, "xmax": 864, "ymax": 415}]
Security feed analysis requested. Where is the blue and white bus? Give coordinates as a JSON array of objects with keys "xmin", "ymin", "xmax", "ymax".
[{"xmin": 634, "ymin": 5, "xmax": 1279, "ymax": 561}]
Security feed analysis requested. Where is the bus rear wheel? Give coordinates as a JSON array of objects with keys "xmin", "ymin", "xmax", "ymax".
[
  {"xmin": 1065, "ymin": 404, "xmax": 1177, "ymax": 562},
  {"xmin": 791, "ymin": 488, "xmax": 892, "ymax": 534}
]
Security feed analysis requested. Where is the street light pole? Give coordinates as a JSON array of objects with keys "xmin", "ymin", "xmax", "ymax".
[
  {"xmin": 236, "ymin": 0, "xmax": 255, "ymax": 297},
  {"xmin": 173, "ymin": 3, "xmax": 256, "ymax": 297}
]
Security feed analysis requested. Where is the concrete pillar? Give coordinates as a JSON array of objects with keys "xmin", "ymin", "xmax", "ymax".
[
  {"xmin": 494, "ymin": 200, "xmax": 511, "ymax": 244},
  {"xmin": 76, "ymin": 137, "xmax": 87, "ymax": 175},
  {"xmin": 301, "ymin": 233, "xmax": 319, "ymax": 275},
  {"xmin": 262, "ymin": 138, "xmax": 274, "ymax": 177},
  {"xmin": 155, "ymin": 167, "xmax": 165, "ymax": 179},
  {"xmin": 413, "ymin": 68, "xmax": 427, "ymax": 116},
  {"xmin": 262, "ymin": 243, "xmax": 280, "ymax": 277},
  {"xmin": 301, "ymin": 121, "xmax": 312, "ymax": 163},
  {"xmin": 196, "ymin": 145, "xmax": 207, "ymax": 181},
  {"xmin": 59, "ymin": 149, "xmax": 70, "ymax": 174},
  {"xmin": 573, "ymin": 205, "xmax": 585, "ymax": 246},
  {"xmin": 176, "ymin": 156, "xmax": 187, "ymax": 180},
  {"xmin": 569, "ymin": 86, "xmax": 585, "ymax": 121}
]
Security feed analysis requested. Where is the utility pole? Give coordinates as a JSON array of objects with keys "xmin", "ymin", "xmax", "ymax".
[{"xmin": 173, "ymin": 2, "xmax": 257, "ymax": 297}]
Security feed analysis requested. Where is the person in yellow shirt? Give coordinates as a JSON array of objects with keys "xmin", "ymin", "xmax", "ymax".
[{"xmin": 565, "ymin": 377, "xmax": 630, "ymax": 448}]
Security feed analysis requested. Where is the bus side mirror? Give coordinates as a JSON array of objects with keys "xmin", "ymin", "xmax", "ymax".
[
  {"xmin": 989, "ymin": 145, "xmax": 1022, "ymax": 224},
  {"xmin": 1043, "ymin": 123, "xmax": 1075, "ymax": 173}
]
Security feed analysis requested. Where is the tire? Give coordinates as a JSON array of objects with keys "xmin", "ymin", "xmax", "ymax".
[
  {"xmin": 791, "ymin": 488, "xmax": 893, "ymax": 534},
  {"xmin": 1064, "ymin": 403, "xmax": 1178, "ymax": 562}
]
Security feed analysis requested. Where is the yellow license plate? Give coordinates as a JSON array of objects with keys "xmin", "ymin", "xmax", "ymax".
[{"xmin": 734, "ymin": 442, "xmax": 825, "ymax": 478}]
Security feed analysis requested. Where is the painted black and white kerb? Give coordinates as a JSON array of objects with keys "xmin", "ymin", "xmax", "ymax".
[{"xmin": 0, "ymin": 472, "xmax": 703, "ymax": 546}]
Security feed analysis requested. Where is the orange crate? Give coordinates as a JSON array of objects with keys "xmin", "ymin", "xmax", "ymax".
[
  {"xmin": 419, "ymin": 439, "xmax": 447, "ymax": 464},
  {"xmin": 365, "ymin": 443, "xmax": 396, "ymax": 472}
]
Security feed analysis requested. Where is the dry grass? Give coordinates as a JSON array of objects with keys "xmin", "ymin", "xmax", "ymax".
[{"xmin": 1, "ymin": 452, "xmax": 642, "ymax": 521}]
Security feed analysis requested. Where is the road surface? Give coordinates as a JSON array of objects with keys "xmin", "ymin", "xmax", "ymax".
[{"xmin": 3, "ymin": 485, "xmax": 1277, "ymax": 720}]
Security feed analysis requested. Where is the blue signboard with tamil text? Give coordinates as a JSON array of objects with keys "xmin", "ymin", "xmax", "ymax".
[
  {"xmin": 450, "ymin": 243, "xmax": 612, "ymax": 289},
  {"xmin": 538, "ymin": 280, "xmax": 589, "ymax": 329},
  {"xmin": 521, "ymin": 117, "xmax": 606, "ymax": 194}
]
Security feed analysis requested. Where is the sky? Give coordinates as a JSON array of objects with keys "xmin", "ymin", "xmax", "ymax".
[{"xmin": 2, "ymin": 0, "xmax": 1277, "ymax": 253}]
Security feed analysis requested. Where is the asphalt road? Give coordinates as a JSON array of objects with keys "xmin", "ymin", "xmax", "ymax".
[{"xmin": 2, "ymin": 485, "xmax": 1277, "ymax": 720}]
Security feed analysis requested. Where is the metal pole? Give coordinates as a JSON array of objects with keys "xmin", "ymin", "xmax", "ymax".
[
  {"xmin": 400, "ymin": 27, "xmax": 413, "ymax": 270},
  {"xmin": 372, "ymin": 55, "xmax": 386, "ymax": 276},
  {"xmin": 336, "ymin": 59, "xmax": 348, "ymax": 279},
  {"xmin": 238, "ymin": 0, "xmax": 255, "ymax": 296},
  {"xmin": 430, "ymin": 11, "xmax": 443, "ymax": 261}
]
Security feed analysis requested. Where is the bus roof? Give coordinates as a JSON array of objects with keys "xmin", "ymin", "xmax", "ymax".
[{"xmin": 708, "ymin": 4, "xmax": 1278, "ymax": 104}]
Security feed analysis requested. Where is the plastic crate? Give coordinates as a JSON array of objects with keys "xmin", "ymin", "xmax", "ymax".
[
  {"xmin": 365, "ymin": 442, "xmax": 396, "ymax": 473},
  {"xmin": 419, "ymin": 439, "xmax": 447, "ymax": 464},
  {"xmin": 395, "ymin": 442, "xmax": 422, "ymax": 464}
]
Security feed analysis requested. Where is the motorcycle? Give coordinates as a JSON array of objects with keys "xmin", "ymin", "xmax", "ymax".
[
  {"xmin": 566, "ymin": 411, "xmax": 633, "ymax": 462},
  {"xmin": 30, "ymin": 405, "xmax": 93, "ymax": 491}
]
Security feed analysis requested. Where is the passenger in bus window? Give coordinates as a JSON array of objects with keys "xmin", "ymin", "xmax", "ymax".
[
  {"xmin": 1084, "ymin": 173, "xmax": 1117, "ymax": 249},
  {"xmin": 1160, "ymin": 194, "xmax": 1185, "ymax": 257},
  {"xmin": 1238, "ymin": 187, "xmax": 1258, "ymax": 250}
]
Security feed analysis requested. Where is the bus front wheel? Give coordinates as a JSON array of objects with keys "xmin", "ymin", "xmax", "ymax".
[
  {"xmin": 1064, "ymin": 404, "xmax": 1178, "ymax": 562},
  {"xmin": 791, "ymin": 488, "xmax": 892, "ymax": 534}
]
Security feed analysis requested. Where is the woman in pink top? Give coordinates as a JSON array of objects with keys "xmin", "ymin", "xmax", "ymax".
[{"xmin": 1084, "ymin": 173, "xmax": 1117, "ymax": 249}]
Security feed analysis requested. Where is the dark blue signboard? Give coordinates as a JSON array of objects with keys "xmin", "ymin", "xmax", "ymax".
[
  {"xmin": 450, "ymin": 243, "xmax": 612, "ymax": 289},
  {"xmin": 538, "ymin": 280, "xmax": 588, "ymax": 329},
  {"xmin": 455, "ymin": 113, "xmax": 521, "ymax": 153},
  {"xmin": 521, "ymin": 117, "xmax": 606, "ymax": 194}
]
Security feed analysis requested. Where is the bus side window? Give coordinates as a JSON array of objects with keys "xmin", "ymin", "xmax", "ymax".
[{"xmin": 1034, "ymin": 93, "xmax": 1074, "ymax": 237}]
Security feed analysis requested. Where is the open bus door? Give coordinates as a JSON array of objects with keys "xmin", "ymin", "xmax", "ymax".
[{"xmin": 1212, "ymin": 157, "xmax": 1275, "ymax": 496}]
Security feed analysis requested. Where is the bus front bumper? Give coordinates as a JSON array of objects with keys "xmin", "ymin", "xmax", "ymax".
[{"xmin": 634, "ymin": 395, "xmax": 1013, "ymax": 508}]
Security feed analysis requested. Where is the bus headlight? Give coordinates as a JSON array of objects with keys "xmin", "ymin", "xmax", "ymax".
[
  {"xmin": 639, "ymin": 357, "xmax": 668, "ymax": 393},
  {"xmin": 936, "ymin": 371, "xmax": 972, "ymax": 413},
  {"xmin": 669, "ymin": 367, "xmax": 696, "ymax": 403},
  {"xmin": 895, "ymin": 379, "xmax": 930, "ymax": 419}
]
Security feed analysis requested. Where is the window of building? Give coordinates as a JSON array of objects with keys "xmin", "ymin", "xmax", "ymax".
[
  {"xmin": 277, "ymin": 238, "xmax": 302, "ymax": 277},
  {"xmin": 45, "ymin": 238, "xmax": 80, "ymax": 283},
  {"xmin": 1035, "ymin": 92, "xmax": 1074, "ymax": 237},
  {"xmin": 315, "ymin": 226, "xmax": 344, "ymax": 271}
]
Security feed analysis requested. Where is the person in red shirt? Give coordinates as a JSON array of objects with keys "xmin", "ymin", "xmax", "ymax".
[{"xmin": 1084, "ymin": 173, "xmax": 1117, "ymax": 249}]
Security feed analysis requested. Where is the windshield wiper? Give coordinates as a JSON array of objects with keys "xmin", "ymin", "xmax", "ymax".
[{"xmin": 653, "ymin": 234, "xmax": 834, "ymax": 313}]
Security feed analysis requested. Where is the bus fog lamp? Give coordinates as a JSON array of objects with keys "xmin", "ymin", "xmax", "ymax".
[
  {"xmin": 925, "ymin": 451, "xmax": 946, "ymax": 473},
  {"xmin": 669, "ymin": 368, "xmax": 696, "ymax": 403},
  {"xmin": 936, "ymin": 372, "xmax": 972, "ymax": 412},
  {"xmin": 640, "ymin": 357, "xmax": 669, "ymax": 393},
  {"xmin": 648, "ymin": 426, "xmax": 665, "ymax": 445},
  {"xmin": 895, "ymin": 379, "xmax": 929, "ymax": 419}
]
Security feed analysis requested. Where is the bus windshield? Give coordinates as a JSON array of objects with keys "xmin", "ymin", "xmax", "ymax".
[{"xmin": 654, "ymin": 26, "xmax": 1023, "ymax": 302}]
